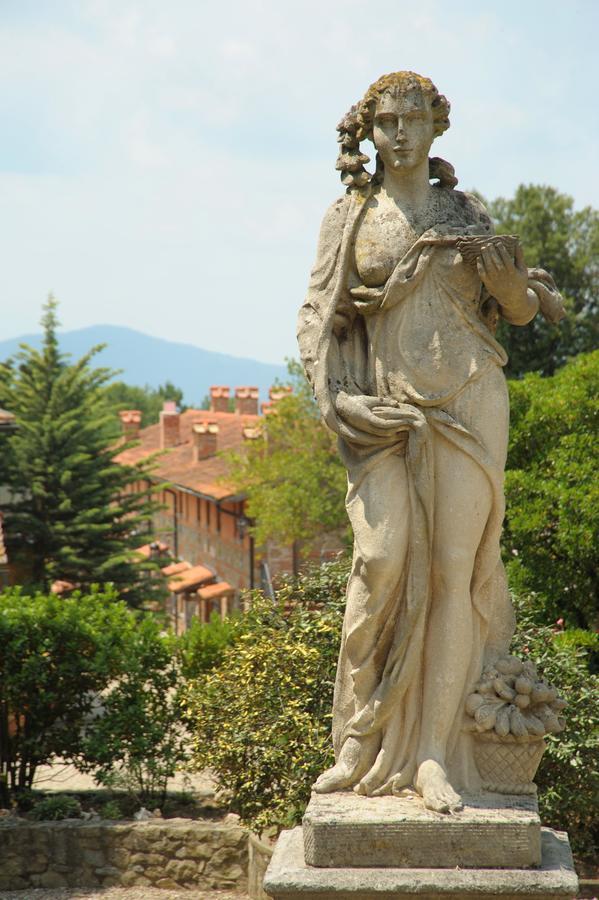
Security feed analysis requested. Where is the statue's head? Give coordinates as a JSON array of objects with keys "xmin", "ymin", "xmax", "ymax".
[{"xmin": 336, "ymin": 71, "xmax": 455, "ymax": 189}]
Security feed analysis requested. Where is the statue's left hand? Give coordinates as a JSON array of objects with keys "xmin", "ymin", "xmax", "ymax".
[{"xmin": 477, "ymin": 242, "xmax": 528, "ymax": 311}]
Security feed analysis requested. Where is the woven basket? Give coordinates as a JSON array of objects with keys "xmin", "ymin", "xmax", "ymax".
[{"xmin": 473, "ymin": 732, "xmax": 546, "ymax": 794}]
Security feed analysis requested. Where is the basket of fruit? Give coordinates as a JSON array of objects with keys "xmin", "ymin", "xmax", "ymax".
[{"xmin": 465, "ymin": 655, "xmax": 566, "ymax": 794}]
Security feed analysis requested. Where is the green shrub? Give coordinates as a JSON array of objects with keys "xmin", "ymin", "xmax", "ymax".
[
  {"xmin": 184, "ymin": 559, "xmax": 598, "ymax": 855},
  {"xmin": 510, "ymin": 594, "xmax": 599, "ymax": 857},
  {"xmin": 75, "ymin": 617, "xmax": 188, "ymax": 808},
  {"xmin": 30, "ymin": 794, "xmax": 81, "ymax": 821},
  {"xmin": 99, "ymin": 799, "xmax": 123, "ymax": 820},
  {"xmin": 182, "ymin": 559, "xmax": 349, "ymax": 833},
  {"xmin": 0, "ymin": 585, "xmax": 137, "ymax": 804},
  {"xmin": 177, "ymin": 611, "xmax": 239, "ymax": 680},
  {"xmin": 504, "ymin": 351, "xmax": 599, "ymax": 629}
]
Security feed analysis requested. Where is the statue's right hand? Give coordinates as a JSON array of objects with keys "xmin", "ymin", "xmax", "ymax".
[{"xmin": 335, "ymin": 392, "xmax": 409, "ymax": 439}]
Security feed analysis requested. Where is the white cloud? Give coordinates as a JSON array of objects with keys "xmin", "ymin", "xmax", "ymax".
[{"xmin": 2, "ymin": 0, "xmax": 599, "ymax": 364}]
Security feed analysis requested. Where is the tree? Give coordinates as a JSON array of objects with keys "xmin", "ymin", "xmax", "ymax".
[
  {"xmin": 0, "ymin": 298, "xmax": 164, "ymax": 606},
  {"xmin": 503, "ymin": 351, "xmax": 599, "ymax": 630},
  {"xmin": 103, "ymin": 380, "xmax": 187, "ymax": 429},
  {"xmin": 224, "ymin": 361, "xmax": 348, "ymax": 552},
  {"xmin": 0, "ymin": 585, "xmax": 136, "ymax": 801},
  {"xmin": 487, "ymin": 184, "xmax": 599, "ymax": 377}
]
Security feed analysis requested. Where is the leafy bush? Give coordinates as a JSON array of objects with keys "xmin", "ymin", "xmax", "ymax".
[
  {"xmin": 184, "ymin": 559, "xmax": 598, "ymax": 855},
  {"xmin": 504, "ymin": 351, "xmax": 599, "ymax": 629},
  {"xmin": 510, "ymin": 595, "xmax": 599, "ymax": 857},
  {"xmin": 177, "ymin": 611, "xmax": 239, "ymax": 680},
  {"xmin": 0, "ymin": 585, "xmax": 136, "ymax": 804},
  {"xmin": 75, "ymin": 616, "xmax": 188, "ymax": 808},
  {"xmin": 30, "ymin": 794, "xmax": 81, "ymax": 821},
  {"xmin": 182, "ymin": 559, "xmax": 349, "ymax": 832},
  {"xmin": 99, "ymin": 799, "xmax": 124, "ymax": 820}
]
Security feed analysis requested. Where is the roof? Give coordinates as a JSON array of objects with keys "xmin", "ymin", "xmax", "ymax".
[
  {"xmin": 198, "ymin": 581, "xmax": 234, "ymax": 601},
  {"xmin": 134, "ymin": 541, "xmax": 170, "ymax": 559},
  {"xmin": 168, "ymin": 563, "xmax": 214, "ymax": 594},
  {"xmin": 114, "ymin": 408, "xmax": 261, "ymax": 500},
  {"xmin": 0, "ymin": 408, "xmax": 17, "ymax": 432},
  {"xmin": 162, "ymin": 560, "xmax": 191, "ymax": 577}
]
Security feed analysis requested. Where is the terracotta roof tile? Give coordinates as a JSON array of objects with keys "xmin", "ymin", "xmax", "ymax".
[
  {"xmin": 198, "ymin": 581, "xmax": 234, "ymax": 601},
  {"xmin": 115, "ymin": 408, "xmax": 260, "ymax": 499},
  {"xmin": 168, "ymin": 563, "xmax": 214, "ymax": 594},
  {"xmin": 134, "ymin": 541, "xmax": 170, "ymax": 559},
  {"xmin": 162, "ymin": 560, "xmax": 192, "ymax": 577}
]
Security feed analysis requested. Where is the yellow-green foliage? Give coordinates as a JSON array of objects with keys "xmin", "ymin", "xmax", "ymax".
[{"xmin": 181, "ymin": 559, "xmax": 348, "ymax": 832}]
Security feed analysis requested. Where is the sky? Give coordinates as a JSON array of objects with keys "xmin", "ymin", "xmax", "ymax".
[{"xmin": 1, "ymin": 0, "xmax": 598, "ymax": 363}]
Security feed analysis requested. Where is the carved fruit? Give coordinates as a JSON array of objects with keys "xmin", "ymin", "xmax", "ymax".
[
  {"xmin": 536, "ymin": 704, "xmax": 561, "ymax": 733},
  {"xmin": 553, "ymin": 697, "xmax": 567, "ymax": 711},
  {"xmin": 475, "ymin": 702, "xmax": 498, "ymax": 731},
  {"xmin": 494, "ymin": 705, "xmax": 511, "ymax": 737},
  {"xmin": 496, "ymin": 656, "xmax": 524, "ymax": 676},
  {"xmin": 493, "ymin": 678, "xmax": 516, "ymax": 701},
  {"xmin": 509, "ymin": 706, "xmax": 528, "ymax": 738},
  {"xmin": 523, "ymin": 713, "xmax": 545, "ymax": 737},
  {"xmin": 515, "ymin": 676, "xmax": 533, "ymax": 695},
  {"xmin": 466, "ymin": 693, "xmax": 485, "ymax": 716},
  {"xmin": 515, "ymin": 693, "xmax": 531, "ymax": 709},
  {"xmin": 531, "ymin": 683, "xmax": 553, "ymax": 704}
]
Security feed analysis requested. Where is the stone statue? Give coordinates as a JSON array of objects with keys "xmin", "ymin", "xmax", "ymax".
[{"xmin": 297, "ymin": 72, "xmax": 565, "ymax": 813}]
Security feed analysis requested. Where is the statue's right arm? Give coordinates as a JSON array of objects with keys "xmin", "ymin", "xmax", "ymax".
[{"xmin": 297, "ymin": 196, "xmax": 351, "ymax": 387}]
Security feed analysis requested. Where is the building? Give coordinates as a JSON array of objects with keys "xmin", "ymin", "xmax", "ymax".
[{"xmin": 115, "ymin": 385, "xmax": 339, "ymax": 631}]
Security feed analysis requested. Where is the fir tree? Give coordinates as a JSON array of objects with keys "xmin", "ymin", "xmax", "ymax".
[{"xmin": 0, "ymin": 297, "xmax": 165, "ymax": 607}]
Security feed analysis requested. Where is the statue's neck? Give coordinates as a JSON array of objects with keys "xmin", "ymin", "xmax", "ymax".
[{"xmin": 381, "ymin": 159, "xmax": 431, "ymax": 213}]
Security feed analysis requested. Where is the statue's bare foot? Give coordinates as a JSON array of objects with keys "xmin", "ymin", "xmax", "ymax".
[
  {"xmin": 415, "ymin": 759, "xmax": 463, "ymax": 813},
  {"xmin": 313, "ymin": 737, "xmax": 371, "ymax": 794}
]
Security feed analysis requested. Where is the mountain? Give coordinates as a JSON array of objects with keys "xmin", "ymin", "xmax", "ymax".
[{"xmin": 0, "ymin": 325, "xmax": 288, "ymax": 405}]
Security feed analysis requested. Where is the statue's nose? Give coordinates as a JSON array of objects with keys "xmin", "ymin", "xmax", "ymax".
[{"xmin": 396, "ymin": 118, "xmax": 407, "ymax": 142}]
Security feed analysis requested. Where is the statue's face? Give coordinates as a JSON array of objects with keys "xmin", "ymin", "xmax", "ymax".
[{"xmin": 372, "ymin": 88, "xmax": 435, "ymax": 173}]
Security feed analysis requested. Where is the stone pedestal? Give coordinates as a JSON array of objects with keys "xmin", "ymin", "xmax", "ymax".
[{"xmin": 263, "ymin": 792, "xmax": 578, "ymax": 899}]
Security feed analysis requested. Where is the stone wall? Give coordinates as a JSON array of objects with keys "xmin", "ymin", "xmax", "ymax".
[{"xmin": 0, "ymin": 818, "xmax": 248, "ymax": 892}]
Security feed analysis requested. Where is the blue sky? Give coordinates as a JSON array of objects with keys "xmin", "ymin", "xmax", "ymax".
[{"xmin": 2, "ymin": 0, "xmax": 598, "ymax": 362}]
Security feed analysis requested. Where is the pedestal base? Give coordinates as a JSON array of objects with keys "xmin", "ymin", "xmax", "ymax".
[
  {"xmin": 264, "ymin": 826, "xmax": 578, "ymax": 900},
  {"xmin": 303, "ymin": 792, "xmax": 541, "ymax": 869}
]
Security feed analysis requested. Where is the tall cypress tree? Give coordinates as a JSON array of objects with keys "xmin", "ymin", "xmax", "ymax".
[{"xmin": 0, "ymin": 298, "xmax": 165, "ymax": 607}]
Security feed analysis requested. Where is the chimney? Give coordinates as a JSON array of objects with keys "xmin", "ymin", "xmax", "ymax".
[
  {"xmin": 242, "ymin": 422, "xmax": 261, "ymax": 441},
  {"xmin": 235, "ymin": 386, "xmax": 259, "ymax": 416},
  {"xmin": 269, "ymin": 386, "xmax": 293, "ymax": 404},
  {"xmin": 160, "ymin": 401, "xmax": 180, "ymax": 449},
  {"xmin": 210, "ymin": 386, "xmax": 230, "ymax": 413},
  {"xmin": 192, "ymin": 420, "xmax": 219, "ymax": 461},
  {"xmin": 119, "ymin": 409, "xmax": 141, "ymax": 440},
  {"xmin": 261, "ymin": 401, "xmax": 275, "ymax": 416}
]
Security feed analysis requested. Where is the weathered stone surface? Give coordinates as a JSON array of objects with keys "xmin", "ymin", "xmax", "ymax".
[
  {"xmin": 264, "ymin": 826, "xmax": 579, "ymax": 899},
  {"xmin": 298, "ymin": 70, "xmax": 567, "ymax": 818},
  {"xmin": 303, "ymin": 791, "xmax": 541, "ymax": 869},
  {"xmin": 0, "ymin": 817, "xmax": 248, "ymax": 891}
]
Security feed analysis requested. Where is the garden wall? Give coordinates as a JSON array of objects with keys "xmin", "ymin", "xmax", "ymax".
[{"xmin": 0, "ymin": 817, "xmax": 248, "ymax": 892}]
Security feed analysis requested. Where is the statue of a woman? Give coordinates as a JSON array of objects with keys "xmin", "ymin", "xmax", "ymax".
[{"xmin": 297, "ymin": 72, "xmax": 564, "ymax": 813}]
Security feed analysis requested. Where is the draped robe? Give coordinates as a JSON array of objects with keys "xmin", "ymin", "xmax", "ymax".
[{"xmin": 297, "ymin": 184, "xmax": 564, "ymax": 795}]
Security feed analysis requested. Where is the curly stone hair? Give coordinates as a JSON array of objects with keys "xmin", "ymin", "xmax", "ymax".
[{"xmin": 336, "ymin": 71, "xmax": 457, "ymax": 190}]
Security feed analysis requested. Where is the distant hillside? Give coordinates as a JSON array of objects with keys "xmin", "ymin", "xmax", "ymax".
[{"xmin": 0, "ymin": 325, "xmax": 288, "ymax": 405}]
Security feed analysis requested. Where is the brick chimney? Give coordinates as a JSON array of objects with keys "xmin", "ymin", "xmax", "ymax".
[
  {"xmin": 235, "ymin": 386, "xmax": 259, "ymax": 416},
  {"xmin": 242, "ymin": 422, "xmax": 261, "ymax": 440},
  {"xmin": 119, "ymin": 409, "xmax": 141, "ymax": 440},
  {"xmin": 269, "ymin": 386, "xmax": 293, "ymax": 403},
  {"xmin": 192, "ymin": 421, "xmax": 219, "ymax": 460},
  {"xmin": 210, "ymin": 386, "xmax": 230, "ymax": 413},
  {"xmin": 160, "ymin": 401, "xmax": 180, "ymax": 449}
]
